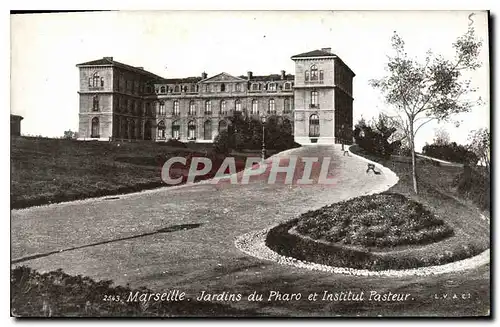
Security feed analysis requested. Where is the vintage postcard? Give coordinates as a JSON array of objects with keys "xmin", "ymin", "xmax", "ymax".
[{"xmin": 10, "ymin": 10, "xmax": 490, "ymax": 318}]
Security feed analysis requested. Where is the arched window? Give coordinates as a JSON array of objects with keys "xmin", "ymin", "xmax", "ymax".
[
  {"xmin": 160, "ymin": 86, "xmax": 166, "ymax": 94},
  {"xmin": 173, "ymin": 100, "xmax": 180, "ymax": 115},
  {"xmin": 311, "ymin": 91, "xmax": 319, "ymax": 107},
  {"xmin": 188, "ymin": 120, "xmax": 197, "ymax": 140},
  {"xmin": 305, "ymin": 71, "xmax": 310, "ymax": 82},
  {"xmin": 268, "ymin": 99, "xmax": 275, "ymax": 114},
  {"xmin": 235, "ymin": 99, "xmax": 242, "ymax": 112},
  {"xmin": 204, "ymin": 120, "xmax": 212, "ymax": 140},
  {"xmin": 172, "ymin": 120, "xmax": 180, "ymax": 139},
  {"xmin": 252, "ymin": 100, "xmax": 258, "ymax": 114},
  {"xmin": 91, "ymin": 117, "xmax": 99, "ymax": 138},
  {"xmin": 174, "ymin": 85, "xmax": 180, "ymax": 93},
  {"xmin": 221, "ymin": 83, "xmax": 226, "ymax": 92},
  {"xmin": 91, "ymin": 72, "xmax": 101, "ymax": 87},
  {"xmin": 144, "ymin": 120, "xmax": 152, "ymax": 140},
  {"xmin": 92, "ymin": 95, "xmax": 99, "ymax": 111},
  {"xmin": 205, "ymin": 100, "xmax": 212, "ymax": 114},
  {"xmin": 311, "ymin": 64, "xmax": 318, "ymax": 81},
  {"xmin": 309, "ymin": 114, "xmax": 320, "ymax": 137},
  {"xmin": 157, "ymin": 120, "xmax": 166, "ymax": 139},
  {"xmin": 189, "ymin": 101, "xmax": 196, "ymax": 115},
  {"xmin": 284, "ymin": 98, "xmax": 291, "ymax": 113},
  {"xmin": 159, "ymin": 101, "xmax": 165, "ymax": 115},
  {"xmin": 130, "ymin": 119, "xmax": 136, "ymax": 139},
  {"xmin": 218, "ymin": 120, "xmax": 228, "ymax": 132},
  {"xmin": 220, "ymin": 100, "xmax": 226, "ymax": 114}
]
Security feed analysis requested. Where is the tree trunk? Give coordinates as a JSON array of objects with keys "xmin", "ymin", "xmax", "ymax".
[{"xmin": 410, "ymin": 125, "xmax": 419, "ymax": 194}]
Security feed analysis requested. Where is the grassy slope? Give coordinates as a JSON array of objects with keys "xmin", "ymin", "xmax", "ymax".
[
  {"xmin": 11, "ymin": 137, "xmax": 260, "ymax": 209},
  {"xmin": 349, "ymin": 145, "xmax": 489, "ymax": 250}
]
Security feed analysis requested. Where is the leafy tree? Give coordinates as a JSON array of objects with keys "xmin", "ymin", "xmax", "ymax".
[
  {"xmin": 370, "ymin": 28, "xmax": 482, "ymax": 193},
  {"xmin": 63, "ymin": 130, "xmax": 77, "ymax": 139},
  {"xmin": 468, "ymin": 128, "xmax": 490, "ymax": 172},
  {"xmin": 353, "ymin": 115, "xmax": 401, "ymax": 159}
]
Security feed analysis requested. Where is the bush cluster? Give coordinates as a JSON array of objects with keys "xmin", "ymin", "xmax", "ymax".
[
  {"xmin": 422, "ymin": 142, "xmax": 478, "ymax": 165},
  {"xmin": 11, "ymin": 266, "xmax": 253, "ymax": 317},
  {"xmin": 213, "ymin": 114, "xmax": 299, "ymax": 154},
  {"xmin": 353, "ymin": 119, "xmax": 400, "ymax": 159},
  {"xmin": 453, "ymin": 166, "xmax": 490, "ymax": 212}
]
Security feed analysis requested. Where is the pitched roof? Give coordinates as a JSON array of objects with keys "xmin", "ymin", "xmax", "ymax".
[
  {"xmin": 237, "ymin": 74, "xmax": 295, "ymax": 82},
  {"xmin": 76, "ymin": 57, "xmax": 164, "ymax": 80},
  {"xmin": 161, "ymin": 77, "xmax": 203, "ymax": 84},
  {"xmin": 291, "ymin": 49, "xmax": 337, "ymax": 59}
]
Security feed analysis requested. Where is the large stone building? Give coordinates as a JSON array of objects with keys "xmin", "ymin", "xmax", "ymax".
[{"xmin": 76, "ymin": 48, "xmax": 354, "ymax": 145}]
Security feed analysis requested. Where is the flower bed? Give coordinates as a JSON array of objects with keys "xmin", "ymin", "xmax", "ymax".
[
  {"xmin": 264, "ymin": 193, "xmax": 484, "ymax": 271},
  {"xmin": 295, "ymin": 193, "xmax": 454, "ymax": 248}
]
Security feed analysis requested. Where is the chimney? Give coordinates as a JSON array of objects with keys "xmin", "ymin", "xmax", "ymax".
[
  {"xmin": 103, "ymin": 56, "xmax": 114, "ymax": 61},
  {"xmin": 202, "ymin": 71, "xmax": 207, "ymax": 79},
  {"xmin": 321, "ymin": 48, "xmax": 331, "ymax": 53},
  {"xmin": 247, "ymin": 71, "xmax": 253, "ymax": 80},
  {"xmin": 280, "ymin": 70, "xmax": 286, "ymax": 80}
]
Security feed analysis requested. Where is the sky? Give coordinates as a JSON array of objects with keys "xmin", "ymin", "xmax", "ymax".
[{"xmin": 10, "ymin": 10, "xmax": 489, "ymax": 151}]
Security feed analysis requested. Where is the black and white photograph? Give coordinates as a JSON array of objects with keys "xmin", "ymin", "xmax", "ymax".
[{"xmin": 9, "ymin": 8, "xmax": 491, "ymax": 318}]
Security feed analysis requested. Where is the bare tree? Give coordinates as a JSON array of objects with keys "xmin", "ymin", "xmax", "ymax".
[
  {"xmin": 433, "ymin": 127, "xmax": 451, "ymax": 145},
  {"xmin": 468, "ymin": 128, "xmax": 490, "ymax": 172},
  {"xmin": 370, "ymin": 27, "xmax": 482, "ymax": 193}
]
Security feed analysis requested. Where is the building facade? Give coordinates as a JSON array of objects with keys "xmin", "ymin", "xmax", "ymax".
[{"xmin": 76, "ymin": 48, "xmax": 354, "ymax": 145}]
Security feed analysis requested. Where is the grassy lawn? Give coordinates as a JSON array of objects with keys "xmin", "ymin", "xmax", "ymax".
[{"xmin": 11, "ymin": 137, "xmax": 264, "ymax": 209}]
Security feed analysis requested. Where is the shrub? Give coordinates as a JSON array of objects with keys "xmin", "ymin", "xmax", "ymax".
[
  {"xmin": 213, "ymin": 130, "xmax": 231, "ymax": 155},
  {"xmin": 453, "ymin": 166, "xmax": 490, "ymax": 212},
  {"xmin": 422, "ymin": 142, "xmax": 477, "ymax": 164},
  {"xmin": 162, "ymin": 138, "xmax": 187, "ymax": 148}
]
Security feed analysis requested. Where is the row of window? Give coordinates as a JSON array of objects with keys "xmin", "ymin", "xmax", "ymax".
[
  {"xmin": 93, "ymin": 92, "xmax": 320, "ymax": 114},
  {"xmin": 91, "ymin": 115, "xmax": 311, "ymax": 140},
  {"xmin": 156, "ymin": 99, "xmax": 292, "ymax": 116},
  {"xmin": 155, "ymin": 82, "xmax": 293, "ymax": 95}
]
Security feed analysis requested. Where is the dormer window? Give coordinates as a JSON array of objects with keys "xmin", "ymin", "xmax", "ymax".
[
  {"xmin": 284, "ymin": 82, "xmax": 291, "ymax": 90},
  {"xmin": 252, "ymin": 83, "xmax": 259, "ymax": 91},
  {"xmin": 268, "ymin": 83, "xmax": 277, "ymax": 92},
  {"xmin": 174, "ymin": 85, "xmax": 180, "ymax": 93},
  {"xmin": 160, "ymin": 86, "xmax": 166, "ymax": 93},
  {"xmin": 235, "ymin": 84, "xmax": 241, "ymax": 92}
]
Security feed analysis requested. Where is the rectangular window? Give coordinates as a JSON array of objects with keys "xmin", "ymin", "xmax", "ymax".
[
  {"xmin": 159, "ymin": 102, "xmax": 166, "ymax": 115},
  {"xmin": 252, "ymin": 101, "xmax": 258, "ymax": 114},
  {"xmin": 305, "ymin": 71, "xmax": 310, "ymax": 82},
  {"xmin": 268, "ymin": 83, "xmax": 277, "ymax": 92},
  {"xmin": 235, "ymin": 84, "xmax": 241, "ymax": 92},
  {"xmin": 173, "ymin": 101, "xmax": 180, "ymax": 115},
  {"xmin": 319, "ymin": 70, "xmax": 324, "ymax": 81},
  {"xmin": 311, "ymin": 91, "xmax": 319, "ymax": 107},
  {"xmin": 172, "ymin": 126, "xmax": 180, "ymax": 139}
]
